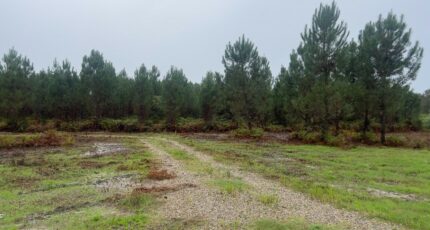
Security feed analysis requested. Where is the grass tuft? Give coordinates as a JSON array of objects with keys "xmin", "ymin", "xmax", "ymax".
[
  {"xmin": 209, "ymin": 178, "xmax": 249, "ymax": 195},
  {"xmin": 258, "ymin": 194, "xmax": 279, "ymax": 206}
]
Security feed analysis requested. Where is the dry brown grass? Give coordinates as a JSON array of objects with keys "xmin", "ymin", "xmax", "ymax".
[{"xmin": 147, "ymin": 168, "xmax": 176, "ymax": 180}]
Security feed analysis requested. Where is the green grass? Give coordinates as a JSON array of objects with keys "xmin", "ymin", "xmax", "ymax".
[
  {"xmin": 257, "ymin": 194, "xmax": 279, "ymax": 206},
  {"xmin": 209, "ymin": 178, "xmax": 249, "ymax": 194},
  {"xmin": 252, "ymin": 218, "xmax": 338, "ymax": 230},
  {"xmin": 174, "ymin": 135, "xmax": 430, "ymax": 229},
  {"xmin": 0, "ymin": 136, "xmax": 154, "ymax": 229},
  {"xmin": 149, "ymin": 136, "xmax": 215, "ymax": 175}
]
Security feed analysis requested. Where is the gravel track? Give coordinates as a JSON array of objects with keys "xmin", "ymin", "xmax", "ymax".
[{"xmin": 149, "ymin": 137, "xmax": 402, "ymax": 230}]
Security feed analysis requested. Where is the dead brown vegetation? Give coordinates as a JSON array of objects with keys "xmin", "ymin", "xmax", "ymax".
[{"xmin": 147, "ymin": 168, "xmax": 176, "ymax": 180}]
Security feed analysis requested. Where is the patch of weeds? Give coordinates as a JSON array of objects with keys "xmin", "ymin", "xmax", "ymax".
[
  {"xmin": 85, "ymin": 213, "xmax": 149, "ymax": 229},
  {"xmin": 169, "ymin": 149, "xmax": 194, "ymax": 160},
  {"xmin": 117, "ymin": 193, "xmax": 156, "ymax": 211},
  {"xmin": 252, "ymin": 218, "xmax": 336, "ymax": 230},
  {"xmin": 153, "ymin": 218, "xmax": 207, "ymax": 230},
  {"xmin": 209, "ymin": 178, "xmax": 249, "ymax": 195},
  {"xmin": 257, "ymin": 194, "xmax": 279, "ymax": 206}
]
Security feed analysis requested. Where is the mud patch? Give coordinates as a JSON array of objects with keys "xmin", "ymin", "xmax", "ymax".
[
  {"xmin": 367, "ymin": 188, "xmax": 425, "ymax": 201},
  {"xmin": 132, "ymin": 183, "xmax": 197, "ymax": 195},
  {"xmin": 147, "ymin": 168, "xmax": 176, "ymax": 180},
  {"xmin": 83, "ymin": 142, "xmax": 128, "ymax": 157},
  {"xmin": 26, "ymin": 201, "xmax": 97, "ymax": 221},
  {"xmin": 94, "ymin": 174, "xmax": 139, "ymax": 193}
]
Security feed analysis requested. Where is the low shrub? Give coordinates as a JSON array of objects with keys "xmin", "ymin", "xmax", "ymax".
[
  {"xmin": 291, "ymin": 130, "xmax": 320, "ymax": 144},
  {"xmin": 385, "ymin": 135, "xmax": 407, "ymax": 147},
  {"xmin": 264, "ymin": 125, "xmax": 286, "ymax": 133},
  {"xmin": 340, "ymin": 130, "xmax": 361, "ymax": 142},
  {"xmin": 26, "ymin": 119, "xmax": 57, "ymax": 132},
  {"xmin": 361, "ymin": 132, "xmax": 379, "ymax": 144},
  {"xmin": 175, "ymin": 118, "xmax": 205, "ymax": 132},
  {"xmin": 212, "ymin": 119, "xmax": 237, "ymax": 132},
  {"xmin": 58, "ymin": 120, "xmax": 97, "ymax": 132},
  {"xmin": 4, "ymin": 119, "xmax": 29, "ymax": 132},
  {"xmin": 325, "ymin": 134, "xmax": 348, "ymax": 147},
  {"xmin": 231, "ymin": 128, "xmax": 264, "ymax": 139},
  {"xmin": 0, "ymin": 130, "xmax": 75, "ymax": 149},
  {"xmin": 99, "ymin": 118, "xmax": 140, "ymax": 132}
]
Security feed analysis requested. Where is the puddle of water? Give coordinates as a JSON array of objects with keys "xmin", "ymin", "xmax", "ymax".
[
  {"xmin": 367, "ymin": 188, "xmax": 422, "ymax": 201},
  {"xmin": 84, "ymin": 142, "xmax": 128, "ymax": 157}
]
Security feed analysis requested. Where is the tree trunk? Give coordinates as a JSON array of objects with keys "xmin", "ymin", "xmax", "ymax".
[{"xmin": 362, "ymin": 108, "xmax": 369, "ymax": 137}]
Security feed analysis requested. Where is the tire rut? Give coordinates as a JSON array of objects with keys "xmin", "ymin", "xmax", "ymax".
[{"xmin": 159, "ymin": 137, "xmax": 402, "ymax": 230}]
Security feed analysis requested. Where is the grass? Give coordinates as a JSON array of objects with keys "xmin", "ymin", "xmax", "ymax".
[
  {"xmin": 149, "ymin": 136, "xmax": 215, "ymax": 175},
  {"xmin": 252, "ymin": 218, "xmax": 338, "ymax": 230},
  {"xmin": 175, "ymin": 134, "xmax": 430, "ymax": 229},
  {"xmin": 209, "ymin": 178, "xmax": 249, "ymax": 194},
  {"xmin": 258, "ymin": 194, "xmax": 279, "ymax": 206},
  {"xmin": 0, "ymin": 136, "xmax": 154, "ymax": 229}
]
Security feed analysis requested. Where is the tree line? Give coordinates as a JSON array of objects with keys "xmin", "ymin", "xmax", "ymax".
[{"xmin": 0, "ymin": 2, "xmax": 425, "ymax": 143}]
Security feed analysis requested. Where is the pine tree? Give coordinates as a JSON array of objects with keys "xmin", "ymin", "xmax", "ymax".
[
  {"xmin": 223, "ymin": 35, "xmax": 272, "ymax": 129},
  {"xmin": 297, "ymin": 1, "xmax": 349, "ymax": 139},
  {"xmin": 360, "ymin": 13, "xmax": 423, "ymax": 143}
]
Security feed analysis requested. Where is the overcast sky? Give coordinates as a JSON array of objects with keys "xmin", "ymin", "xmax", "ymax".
[{"xmin": 1, "ymin": 0, "xmax": 428, "ymax": 92}]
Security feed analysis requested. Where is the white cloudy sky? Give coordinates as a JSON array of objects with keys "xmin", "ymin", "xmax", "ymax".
[{"xmin": 1, "ymin": 0, "xmax": 428, "ymax": 92}]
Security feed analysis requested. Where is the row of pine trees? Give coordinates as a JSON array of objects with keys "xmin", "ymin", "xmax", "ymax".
[{"xmin": 0, "ymin": 2, "xmax": 425, "ymax": 143}]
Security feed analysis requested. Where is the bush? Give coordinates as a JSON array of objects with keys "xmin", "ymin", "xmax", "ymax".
[
  {"xmin": 26, "ymin": 119, "xmax": 57, "ymax": 132},
  {"xmin": 264, "ymin": 125, "xmax": 286, "ymax": 133},
  {"xmin": 385, "ymin": 135, "xmax": 407, "ymax": 147},
  {"xmin": 175, "ymin": 118, "xmax": 205, "ymax": 132},
  {"xmin": 0, "ymin": 119, "xmax": 7, "ymax": 131},
  {"xmin": 340, "ymin": 130, "xmax": 361, "ymax": 142},
  {"xmin": 361, "ymin": 132, "xmax": 379, "ymax": 144},
  {"xmin": 290, "ymin": 130, "xmax": 320, "ymax": 144},
  {"xmin": 58, "ymin": 120, "xmax": 97, "ymax": 132},
  {"xmin": 231, "ymin": 128, "xmax": 264, "ymax": 139},
  {"xmin": 0, "ymin": 130, "xmax": 75, "ymax": 149},
  {"xmin": 212, "ymin": 119, "xmax": 237, "ymax": 132},
  {"xmin": 325, "ymin": 134, "xmax": 348, "ymax": 147},
  {"xmin": 99, "ymin": 118, "xmax": 140, "ymax": 132},
  {"xmin": 4, "ymin": 119, "xmax": 29, "ymax": 132}
]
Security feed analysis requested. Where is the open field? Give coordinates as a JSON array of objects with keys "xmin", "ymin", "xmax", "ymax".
[{"xmin": 0, "ymin": 132, "xmax": 429, "ymax": 229}]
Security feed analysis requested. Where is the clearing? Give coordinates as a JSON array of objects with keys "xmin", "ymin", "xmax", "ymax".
[{"xmin": 1, "ymin": 133, "xmax": 429, "ymax": 229}]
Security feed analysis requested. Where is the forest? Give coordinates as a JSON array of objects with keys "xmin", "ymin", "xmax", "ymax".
[{"xmin": 0, "ymin": 2, "xmax": 427, "ymax": 145}]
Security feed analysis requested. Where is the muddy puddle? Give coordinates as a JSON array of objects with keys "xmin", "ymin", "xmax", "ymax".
[{"xmin": 83, "ymin": 142, "xmax": 128, "ymax": 157}]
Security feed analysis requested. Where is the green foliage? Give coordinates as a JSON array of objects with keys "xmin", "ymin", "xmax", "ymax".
[
  {"xmin": 162, "ymin": 67, "xmax": 197, "ymax": 129},
  {"xmin": 231, "ymin": 128, "xmax": 264, "ymax": 139},
  {"xmin": 384, "ymin": 135, "xmax": 407, "ymax": 147},
  {"xmin": 200, "ymin": 72, "xmax": 223, "ymax": 127},
  {"xmin": 291, "ymin": 131, "xmax": 321, "ymax": 144},
  {"xmin": 99, "ymin": 118, "xmax": 140, "ymax": 132},
  {"xmin": 223, "ymin": 35, "xmax": 273, "ymax": 129},
  {"xmin": 252, "ymin": 218, "xmax": 333, "ymax": 230},
  {"xmin": 325, "ymin": 134, "xmax": 347, "ymax": 147},
  {"xmin": 0, "ymin": 3, "xmax": 424, "ymax": 138},
  {"xmin": 421, "ymin": 114, "xmax": 430, "ymax": 130}
]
